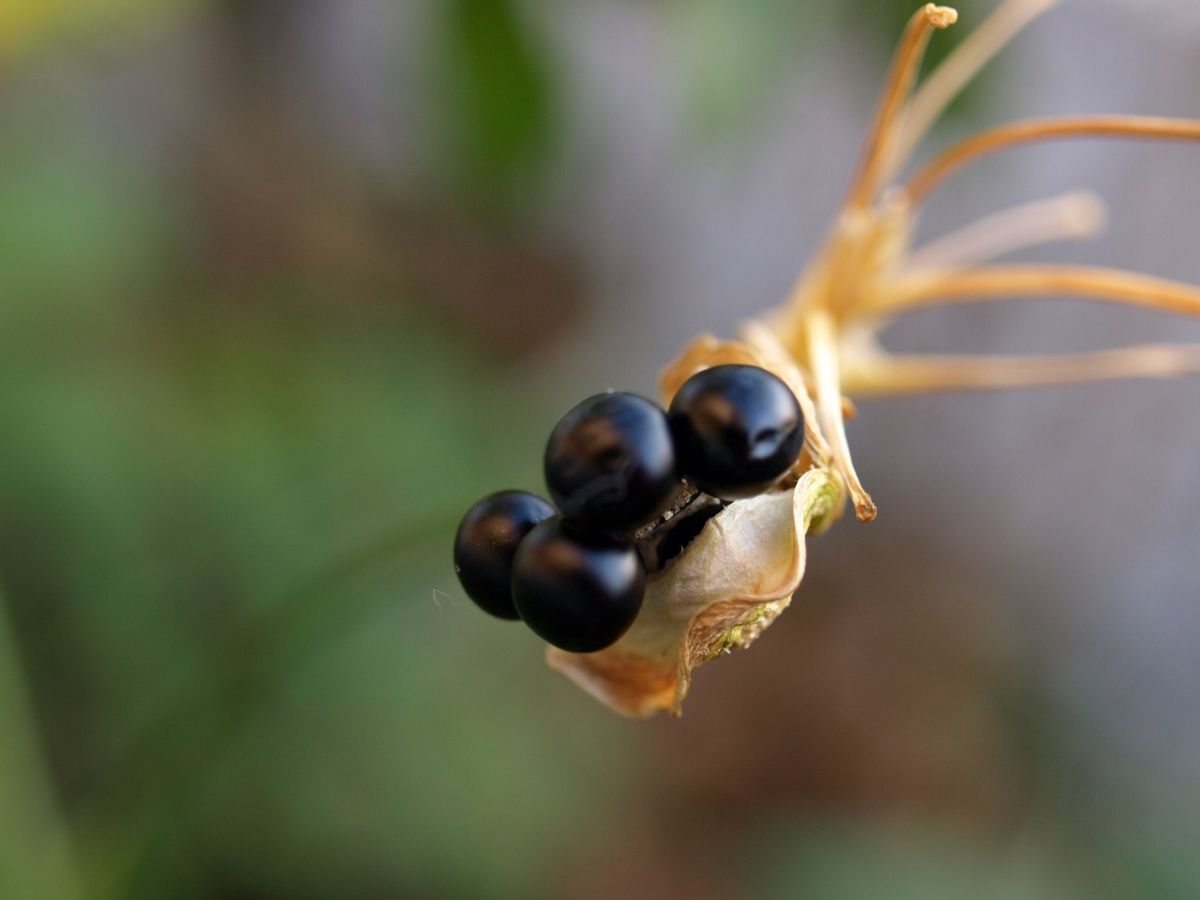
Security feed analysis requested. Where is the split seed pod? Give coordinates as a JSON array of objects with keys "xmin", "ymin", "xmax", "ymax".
[{"xmin": 549, "ymin": 336, "xmax": 843, "ymax": 717}]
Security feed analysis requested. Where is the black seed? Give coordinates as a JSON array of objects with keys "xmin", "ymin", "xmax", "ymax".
[
  {"xmin": 511, "ymin": 518, "xmax": 645, "ymax": 653},
  {"xmin": 544, "ymin": 391, "xmax": 678, "ymax": 533},
  {"xmin": 668, "ymin": 364, "xmax": 804, "ymax": 500},
  {"xmin": 454, "ymin": 490, "xmax": 556, "ymax": 620}
]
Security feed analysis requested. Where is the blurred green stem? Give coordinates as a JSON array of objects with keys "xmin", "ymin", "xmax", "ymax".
[
  {"xmin": 0, "ymin": 590, "xmax": 83, "ymax": 900},
  {"xmin": 70, "ymin": 514, "xmax": 456, "ymax": 899}
]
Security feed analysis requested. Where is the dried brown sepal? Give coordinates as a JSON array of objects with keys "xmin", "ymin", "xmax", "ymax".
[
  {"xmin": 546, "ymin": 466, "xmax": 843, "ymax": 718},
  {"xmin": 659, "ymin": 330, "xmax": 833, "ymax": 478},
  {"xmin": 657, "ymin": 333, "xmax": 770, "ymax": 404}
]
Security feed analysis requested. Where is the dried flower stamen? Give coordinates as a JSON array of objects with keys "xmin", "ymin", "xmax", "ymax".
[
  {"xmin": 877, "ymin": 265, "xmax": 1200, "ymax": 319},
  {"xmin": 843, "ymin": 344, "xmax": 1200, "ymax": 396},
  {"xmin": 906, "ymin": 116, "xmax": 1200, "ymax": 204},
  {"xmin": 893, "ymin": 0, "xmax": 1060, "ymax": 170},
  {"xmin": 847, "ymin": 4, "xmax": 959, "ymax": 211},
  {"xmin": 906, "ymin": 190, "xmax": 1106, "ymax": 273}
]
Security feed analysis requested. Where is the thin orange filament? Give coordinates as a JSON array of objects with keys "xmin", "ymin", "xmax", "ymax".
[
  {"xmin": 876, "ymin": 265, "xmax": 1200, "ymax": 318},
  {"xmin": 845, "ymin": 4, "xmax": 958, "ymax": 211},
  {"xmin": 906, "ymin": 116, "xmax": 1200, "ymax": 204}
]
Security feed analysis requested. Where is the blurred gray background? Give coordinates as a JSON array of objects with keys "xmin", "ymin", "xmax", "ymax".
[{"xmin": 2, "ymin": 1, "xmax": 1199, "ymax": 897}]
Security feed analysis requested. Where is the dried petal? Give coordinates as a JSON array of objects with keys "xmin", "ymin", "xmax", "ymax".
[
  {"xmin": 657, "ymin": 333, "xmax": 770, "ymax": 404},
  {"xmin": 546, "ymin": 466, "xmax": 842, "ymax": 717}
]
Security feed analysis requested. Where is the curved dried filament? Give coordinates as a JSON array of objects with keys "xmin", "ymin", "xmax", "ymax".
[
  {"xmin": 892, "ymin": 0, "xmax": 1060, "ymax": 173},
  {"xmin": 906, "ymin": 116, "xmax": 1200, "ymax": 204},
  {"xmin": 806, "ymin": 309, "xmax": 877, "ymax": 521},
  {"xmin": 906, "ymin": 190, "xmax": 1105, "ymax": 273},
  {"xmin": 843, "ymin": 344, "xmax": 1200, "ymax": 396},
  {"xmin": 845, "ymin": 4, "xmax": 958, "ymax": 212},
  {"xmin": 874, "ymin": 265, "xmax": 1200, "ymax": 318}
]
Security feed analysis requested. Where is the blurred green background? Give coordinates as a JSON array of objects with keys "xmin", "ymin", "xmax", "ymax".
[{"xmin": 2, "ymin": 1, "xmax": 1199, "ymax": 898}]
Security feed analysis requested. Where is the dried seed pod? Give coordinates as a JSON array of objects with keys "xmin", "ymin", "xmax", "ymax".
[
  {"xmin": 530, "ymin": 0, "xmax": 1200, "ymax": 716},
  {"xmin": 547, "ymin": 465, "xmax": 842, "ymax": 717},
  {"xmin": 542, "ymin": 336, "xmax": 843, "ymax": 717}
]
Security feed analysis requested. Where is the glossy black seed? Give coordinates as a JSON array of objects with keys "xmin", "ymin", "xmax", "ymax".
[
  {"xmin": 454, "ymin": 490, "xmax": 556, "ymax": 620},
  {"xmin": 511, "ymin": 518, "xmax": 645, "ymax": 653},
  {"xmin": 668, "ymin": 364, "xmax": 805, "ymax": 500},
  {"xmin": 544, "ymin": 392, "xmax": 678, "ymax": 533}
]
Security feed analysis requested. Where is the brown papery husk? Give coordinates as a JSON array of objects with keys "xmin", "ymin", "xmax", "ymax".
[{"xmin": 546, "ymin": 463, "xmax": 842, "ymax": 718}]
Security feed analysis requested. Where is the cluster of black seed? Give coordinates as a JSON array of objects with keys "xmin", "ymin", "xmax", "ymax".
[{"xmin": 453, "ymin": 364, "xmax": 805, "ymax": 653}]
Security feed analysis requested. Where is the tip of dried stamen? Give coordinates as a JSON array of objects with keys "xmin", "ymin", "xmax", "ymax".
[
  {"xmin": 1059, "ymin": 191, "xmax": 1108, "ymax": 237},
  {"xmin": 925, "ymin": 4, "xmax": 959, "ymax": 29},
  {"xmin": 854, "ymin": 497, "xmax": 879, "ymax": 523}
]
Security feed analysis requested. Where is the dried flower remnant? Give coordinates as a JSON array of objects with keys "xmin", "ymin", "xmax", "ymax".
[
  {"xmin": 548, "ymin": 465, "xmax": 842, "ymax": 717},
  {"xmin": 545, "ymin": 0, "xmax": 1200, "ymax": 717}
]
